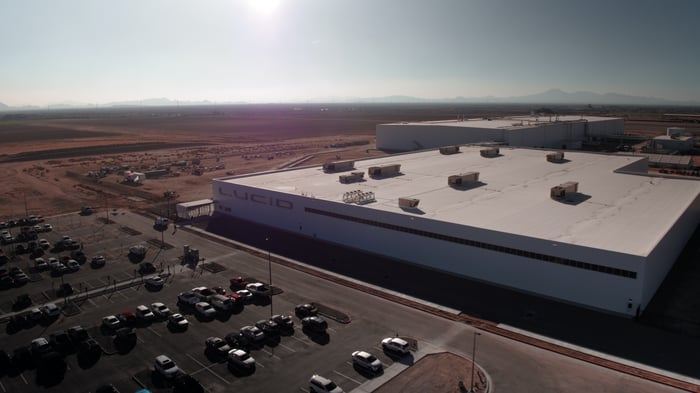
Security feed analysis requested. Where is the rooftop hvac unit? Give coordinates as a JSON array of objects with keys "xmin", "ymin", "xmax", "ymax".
[
  {"xmin": 546, "ymin": 151, "xmax": 565, "ymax": 162},
  {"xmin": 323, "ymin": 160, "xmax": 355, "ymax": 173},
  {"xmin": 550, "ymin": 181, "xmax": 579, "ymax": 199},
  {"xmin": 480, "ymin": 147, "xmax": 500, "ymax": 157},
  {"xmin": 439, "ymin": 145, "xmax": 460, "ymax": 155},
  {"xmin": 342, "ymin": 190, "xmax": 376, "ymax": 204},
  {"xmin": 448, "ymin": 172, "xmax": 479, "ymax": 186},
  {"xmin": 339, "ymin": 171, "xmax": 365, "ymax": 184},
  {"xmin": 398, "ymin": 197, "xmax": 420, "ymax": 208},
  {"xmin": 368, "ymin": 164, "xmax": 401, "ymax": 178}
]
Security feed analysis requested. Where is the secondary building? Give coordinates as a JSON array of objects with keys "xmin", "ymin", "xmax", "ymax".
[
  {"xmin": 376, "ymin": 115, "xmax": 623, "ymax": 151},
  {"xmin": 212, "ymin": 146, "xmax": 700, "ymax": 317}
]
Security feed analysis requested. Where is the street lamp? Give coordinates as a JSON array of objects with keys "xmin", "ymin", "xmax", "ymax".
[
  {"xmin": 471, "ymin": 331, "xmax": 481, "ymax": 393},
  {"xmin": 266, "ymin": 236, "xmax": 272, "ymax": 317}
]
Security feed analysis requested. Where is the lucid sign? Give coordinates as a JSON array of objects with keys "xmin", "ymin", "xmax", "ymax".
[{"xmin": 219, "ymin": 187, "xmax": 293, "ymax": 209}]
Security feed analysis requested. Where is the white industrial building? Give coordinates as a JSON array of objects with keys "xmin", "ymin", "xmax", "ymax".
[
  {"xmin": 376, "ymin": 115, "xmax": 624, "ymax": 151},
  {"xmin": 212, "ymin": 147, "xmax": 700, "ymax": 316}
]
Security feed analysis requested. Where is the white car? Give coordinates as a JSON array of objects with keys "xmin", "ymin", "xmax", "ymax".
[
  {"xmin": 102, "ymin": 315, "xmax": 121, "ymax": 330},
  {"xmin": 154, "ymin": 355, "xmax": 181, "ymax": 379},
  {"xmin": 227, "ymin": 348, "xmax": 255, "ymax": 369},
  {"xmin": 41, "ymin": 303, "xmax": 61, "ymax": 318},
  {"xmin": 240, "ymin": 325, "xmax": 265, "ymax": 341},
  {"xmin": 351, "ymin": 350, "xmax": 383, "ymax": 372},
  {"xmin": 381, "ymin": 337, "xmax": 410, "ymax": 355},
  {"xmin": 168, "ymin": 313, "xmax": 189, "ymax": 329},
  {"xmin": 236, "ymin": 289, "xmax": 253, "ymax": 302},
  {"xmin": 146, "ymin": 276, "xmax": 164, "ymax": 288},
  {"xmin": 150, "ymin": 302, "xmax": 171, "ymax": 318},
  {"xmin": 136, "ymin": 304, "xmax": 155, "ymax": 321},
  {"xmin": 309, "ymin": 374, "xmax": 344, "ymax": 393},
  {"xmin": 245, "ymin": 282, "xmax": 270, "ymax": 296},
  {"xmin": 195, "ymin": 302, "xmax": 217, "ymax": 319}
]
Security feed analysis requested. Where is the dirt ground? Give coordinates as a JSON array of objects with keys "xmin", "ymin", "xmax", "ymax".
[{"xmin": 375, "ymin": 352, "xmax": 487, "ymax": 393}]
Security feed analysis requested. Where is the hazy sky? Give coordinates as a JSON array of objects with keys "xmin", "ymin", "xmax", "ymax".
[{"xmin": 1, "ymin": 0, "xmax": 699, "ymax": 106}]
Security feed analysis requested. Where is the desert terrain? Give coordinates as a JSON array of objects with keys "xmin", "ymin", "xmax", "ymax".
[{"xmin": 1, "ymin": 103, "xmax": 698, "ymax": 220}]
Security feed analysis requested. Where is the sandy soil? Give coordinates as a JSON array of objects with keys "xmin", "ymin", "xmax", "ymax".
[{"xmin": 375, "ymin": 352, "xmax": 487, "ymax": 393}]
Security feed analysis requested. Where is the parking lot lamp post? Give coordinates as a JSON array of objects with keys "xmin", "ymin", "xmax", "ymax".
[
  {"xmin": 471, "ymin": 331, "xmax": 481, "ymax": 392},
  {"xmin": 266, "ymin": 236, "xmax": 273, "ymax": 317}
]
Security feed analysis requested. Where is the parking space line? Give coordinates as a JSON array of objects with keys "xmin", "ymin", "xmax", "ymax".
[
  {"xmin": 102, "ymin": 294, "xmax": 115, "ymax": 303},
  {"xmin": 147, "ymin": 327, "xmax": 162, "ymax": 337},
  {"xmin": 289, "ymin": 335, "xmax": 308, "ymax": 344},
  {"xmin": 256, "ymin": 360, "xmax": 266, "ymax": 368},
  {"xmin": 327, "ymin": 327, "xmax": 337, "ymax": 333},
  {"xmin": 87, "ymin": 298, "xmax": 98, "ymax": 307},
  {"xmin": 259, "ymin": 348, "xmax": 281, "ymax": 360},
  {"xmin": 115, "ymin": 290, "xmax": 129, "ymax": 299},
  {"xmin": 333, "ymin": 370, "xmax": 362, "ymax": 385},
  {"xmin": 186, "ymin": 353, "xmax": 231, "ymax": 385},
  {"xmin": 137, "ymin": 336, "xmax": 145, "ymax": 344},
  {"xmin": 279, "ymin": 342, "xmax": 296, "ymax": 353},
  {"xmin": 19, "ymin": 373, "xmax": 28, "ymax": 385},
  {"xmin": 0, "ymin": 380, "xmax": 6, "ymax": 392}
]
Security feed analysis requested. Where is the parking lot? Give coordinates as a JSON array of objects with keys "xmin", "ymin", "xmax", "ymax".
[{"xmin": 0, "ymin": 211, "xmax": 423, "ymax": 393}]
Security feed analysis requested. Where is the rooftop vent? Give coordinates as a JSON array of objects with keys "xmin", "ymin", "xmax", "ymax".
[
  {"xmin": 339, "ymin": 171, "xmax": 365, "ymax": 184},
  {"xmin": 368, "ymin": 164, "xmax": 401, "ymax": 178},
  {"xmin": 323, "ymin": 160, "xmax": 355, "ymax": 173},
  {"xmin": 550, "ymin": 181, "xmax": 578, "ymax": 200},
  {"xmin": 398, "ymin": 197, "xmax": 420, "ymax": 208},
  {"xmin": 480, "ymin": 147, "xmax": 500, "ymax": 157},
  {"xmin": 448, "ymin": 172, "xmax": 479, "ymax": 186},
  {"xmin": 439, "ymin": 145, "xmax": 460, "ymax": 155},
  {"xmin": 546, "ymin": 151, "xmax": 565, "ymax": 162},
  {"xmin": 342, "ymin": 190, "xmax": 375, "ymax": 205}
]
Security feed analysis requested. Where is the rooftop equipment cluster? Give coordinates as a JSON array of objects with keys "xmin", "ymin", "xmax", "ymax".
[
  {"xmin": 368, "ymin": 164, "xmax": 401, "ymax": 178},
  {"xmin": 342, "ymin": 190, "xmax": 376, "ymax": 205},
  {"xmin": 448, "ymin": 172, "xmax": 480, "ymax": 187},
  {"xmin": 339, "ymin": 171, "xmax": 365, "ymax": 184},
  {"xmin": 546, "ymin": 151, "xmax": 565, "ymax": 162},
  {"xmin": 323, "ymin": 160, "xmax": 355, "ymax": 173},
  {"xmin": 480, "ymin": 147, "xmax": 500, "ymax": 157},
  {"xmin": 550, "ymin": 181, "xmax": 579, "ymax": 200}
]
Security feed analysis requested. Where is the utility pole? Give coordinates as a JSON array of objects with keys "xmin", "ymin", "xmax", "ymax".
[
  {"xmin": 471, "ymin": 331, "xmax": 481, "ymax": 392},
  {"xmin": 266, "ymin": 236, "xmax": 272, "ymax": 317}
]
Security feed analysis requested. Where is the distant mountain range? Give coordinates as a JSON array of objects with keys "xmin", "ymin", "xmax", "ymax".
[{"xmin": 1, "ymin": 89, "xmax": 697, "ymax": 111}]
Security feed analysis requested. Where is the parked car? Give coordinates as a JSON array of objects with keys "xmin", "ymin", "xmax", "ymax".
[
  {"xmin": 30, "ymin": 337, "xmax": 53, "ymax": 357},
  {"xmin": 57, "ymin": 282, "xmax": 73, "ymax": 296},
  {"xmin": 204, "ymin": 337, "xmax": 231, "ymax": 358},
  {"xmin": 309, "ymin": 374, "xmax": 344, "ymax": 393},
  {"xmin": 38, "ymin": 239, "xmax": 50, "ymax": 249},
  {"xmin": 302, "ymin": 316, "xmax": 328, "ymax": 333},
  {"xmin": 227, "ymin": 349, "xmax": 255, "ymax": 370},
  {"xmin": 91, "ymin": 255, "xmax": 106, "ymax": 268},
  {"xmin": 150, "ymin": 302, "xmax": 171, "ymax": 318},
  {"xmin": 138, "ymin": 262, "xmax": 155, "ymax": 274},
  {"xmin": 351, "ymin": 350, "xmax": 383, "ymax": 373},
  {"xmin": 114, "ymin": 327, "xmax": 137, "ymax": 349},
  {"xmin": 195, "ymin": 302, "xmax": 217, "ymax": 319},
  {"xmin": 239, "ymin": 325, "xmax": 265, "ymax": 342},
  {"xmin": 145, "ymin": 276, "xmax": 164, "ymax": 289},
  {"xmin": 136, "ymin": 305, "xmax": 155, "ymax": 321},
  {"xmin": 41, "ymin": 303, "xmax": 61, "ymax": 319},
  {"xmin": 154, "ymin": 355, "xmax": 180, "ymax": 379},
  {"xmin": 35, "ymin": 257, "xmax": 48, "ymax": 270},
  {"xmin": 117, "ymin": 311, "xmax": 137, "ymax": 326},
  {"xmin": 235, "ymin": 289, "xmax": 253, "ymax": 302},
  {"xmin": 67, "ymin": 325, "xmax": 90, "ymax": 343},
  {"xmin": 271, "ymin": 314, "xmax": 294, "ymax": 330},
  {"xmin": 70, "ymin": 250, "xmax": 87, "ymax": 264},
  {"xmin": 168, "ymin": 313, "xmax": 189, "ymax": 330},
  {"xmin": 172, "ymin": 374, "xmax": 204, "ymax": 393},
  {"xmin": 66, "ymin": 259, "xmax": 80, "ymax": 271},
  {"xmin": 295, "ymin": 303, "xmax": 318, "ymax": 318},
  {"xmin": 177, "ymin": 291, "xmax": 200, "ymax": 306},
  {"xmin": 13, "ymin": 294, "xmax": 32, "ymax": 310},
  {"xmin": 255, "ymin": 319, "xmax": 279, "ymax": 335},
  {"xmin": 224, "ymin": 332, "xmax": 250, "ymax": 349},
  {"xmin": 229, "ymin": 276, "xmax": 249, "ymax": 289},
  {"xmin": 245, "ymin": 282, "xmax": 270, "ymax": 296},
  {"xmin": 381, "ymin": 337, "xmax": 410, "ymax": 355},
  {"xmin": 48, "ymin": 330, "xmax": 72, "ymax": 353},
  {"xmin": 79, "ymin": 338, "xmax": 102, "ymax": 357},
  {"xmin": 12, "ymin": 272, "xmax": 30, "ymax": 285},
  {"xmin": 102, "ymin": 315, "xmax": 121, "ymax": 330}
]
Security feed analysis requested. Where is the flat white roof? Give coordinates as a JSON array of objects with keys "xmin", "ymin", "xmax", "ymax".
[
  {"xmin": 385, "ymin": 115, "xmax": 620, "ymax": 130},
  {"xmin": 220, "ymin": 147, "xmax": 700, "ymax": 256},
  {"xmin": 177, "ymin": 199, "xmax": 213, "ymax": 208}
]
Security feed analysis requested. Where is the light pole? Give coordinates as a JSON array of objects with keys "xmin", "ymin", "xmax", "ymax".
[
  {"xmin": 471, "ymin": 331, "xmax": 481, "ymax": 393},
  {"xmin": 266, "ymin": 236, "xmax": 272, "ymax": 317}
]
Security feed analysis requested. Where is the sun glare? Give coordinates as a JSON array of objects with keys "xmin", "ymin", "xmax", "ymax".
[{"xmin": 248, "ymin": 0, "xmax": 281, "ymax": 13}]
